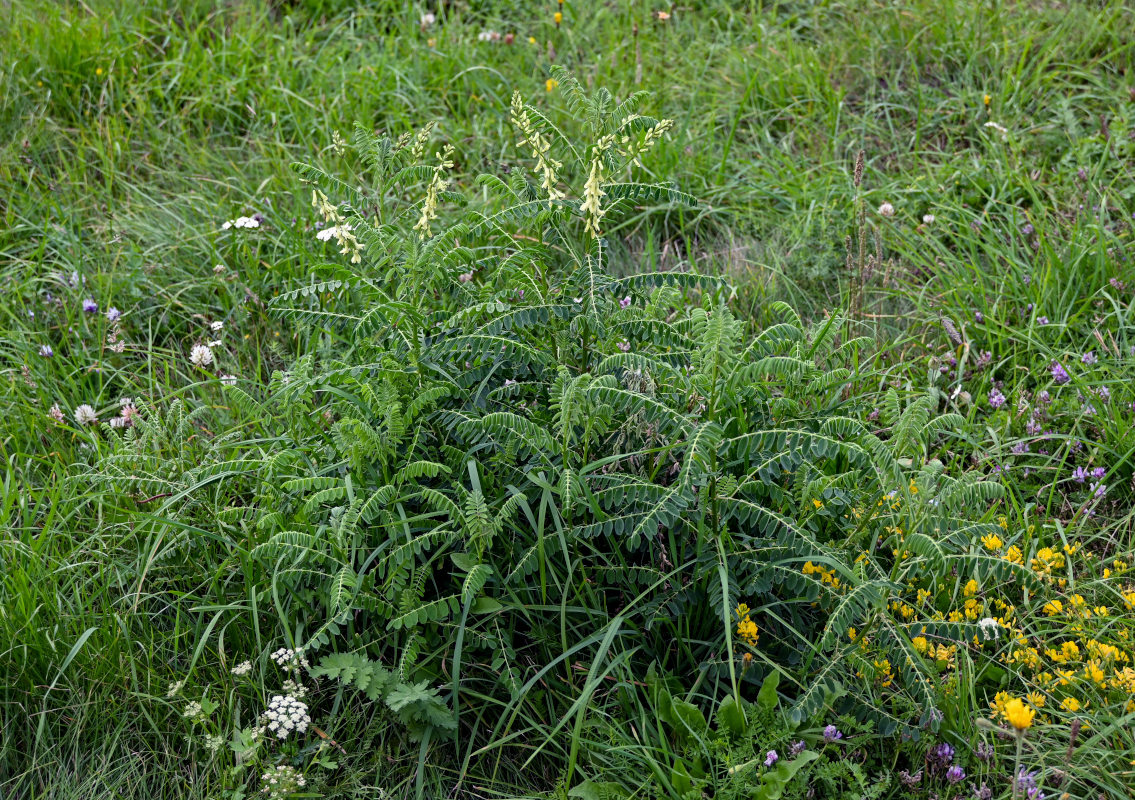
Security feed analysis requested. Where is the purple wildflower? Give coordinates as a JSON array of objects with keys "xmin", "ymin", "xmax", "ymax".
[
  {"xmin": 925, "ymin": 742, "xmax": 955, "ymax": 775},
  {"xmin": 764, "ymin": 750, "xmax": 778, "ymax": 767},
  {"xmin": 1072, "ymin": 466, "xmax": 1089, "ymax": 483},
  {"xmin": 899, "ymin": 770, "xmax": 922, "ymax": 789},
  {"xmin": 82, "ymin": 298, "xmax": 98, "ymax": 313},
  {"xmin": 1037, "ymin": 316, "xmax": 1049, "ymax": 325},
  {"xmin": 617, "ymin": 341, "xmax": 631, "ymax": 353},
  {"xmin": 946, "ymin": 765, "xmax": 966, "ymax": 784},
  {"xmin": 988, "ymin": 388, "xmax": 1006, "ymax": 409},
  {"xmin": 1082, "ymin": 351, "xmax": 1097, "ymax": 365},
  {"xmin": 973, "ymin": 783, "xmax": 993, "ymax": 800},
  {"xmin": 1022, "ymin": 223, "xmax": 1035, "ymax": 236},
  {"xmin": 1010, "ymin": 441, "xmax": 1029, "ymax": 455},
  {"xmin": 975, "ymin": 742, "xmax": 994, "ymax": 762},
  {"xmin": 1051, "ymin": 363, "xmax": 1071, "ymax": 384},
  {"xmin": 106, "ymin": 306, "xmax": 121, "ymax": 322},
  {"xmin": 789, "ymin": 741, "xmax": 806, "ymax": 756},
  {"xmin": 1026, "ymin": 419, "xmax": 1042, "ymax": 435},
  {"xmin": 822, "ymin": 725, "xmax": 842, "ymax": 743},
  {"xmin": 1037, "ymin": 390, "xmax": 1051, "ymax": 405},
  {"xmin": 1090, "ymin": 482, "xmax": 1106, "ymax": 499},
  {"xmin": 975, "ymin": 311, "xmax": 984, "ymax": 323},
  {"xmin": 619, "ymin": 295, "xmax": 631, "ymax": 309},
  {"xmin": 1096, "ymin": 386, "xmax": 1110, "ymax": 401},
  {"xmin": 39, "ymin": 344, "xmax": 53, "ymax": 357},
  {"xmin": 1091, "ymin": 466, "xmax": 1106, "ymax": 480}
]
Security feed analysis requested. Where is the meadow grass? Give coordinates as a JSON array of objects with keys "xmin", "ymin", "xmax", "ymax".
[{"xmin": 2, "ymin": 1, "xmax": 1134, "ymax": 798}]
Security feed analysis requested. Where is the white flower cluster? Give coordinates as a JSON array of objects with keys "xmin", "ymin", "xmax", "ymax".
[
  {"xmin": 282, "ymin": 678, "xmax": 307, "ymax": 700},
  {"xmin": 315, "ymin": 223, "xmax": 353, "ymax": 242},
  {"xmin": 73, "ymin": 404, "xmax": 98, "ymax": 426},
  {"xmin": 231, "ymin": 660, "xmax": 253, "ymax": 676},
  {"xmin": 977, "ymin": 617, "xmax": 1001, "ymax": 640},
  {"xmin": 222, "ymin": 216, "xmax": 260, "ymax": 230},
  {"xmin": 182, "ymin": 700, "xmax": 206, "ymax": 721},
  {"xmin": 189, "ymin": 343, "xmax": 213, "ymax": 368},
  {"xmin": 269, "ymin": 646, "xmax": 307, "ymax": 669},
  {"xmin": 261, "ymin": 765, "xmax": 307, "ymax": 799},
  {"xmin": 265, "ymin": 694, "xmax": 310, "ymax": 739}
]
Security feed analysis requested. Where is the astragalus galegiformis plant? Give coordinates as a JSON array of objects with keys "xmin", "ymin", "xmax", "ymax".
[{"xmin": 88, "ymin": 74, "xmax": 1007, "ymax": 794}]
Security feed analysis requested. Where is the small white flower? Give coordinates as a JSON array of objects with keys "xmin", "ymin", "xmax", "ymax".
[
  {"xmin": 231, "ymin": 660, "xmax": 252, "ymax": 676},
  {"xmin": 182, "ymin": 700, "xmax": 204, "ymax": 721},
  {"xmin": 977, "ymin": 617, "xmax": 1000, "ymax": 640},
  {"xmin": 203, "ymin": 733, "xmax": 225, "ymax": 752},
  {"xmin": 190, "ymin": 344, "xmax": 214, "ymax": 368},
  {"xmin": 983, "ymin": 121, "xmax": 1009, "ymax": 137},
  {"xmin": 222, "ymin": 216, "xmax": 260, "ymax": 230},
  {"xmin": 74, "ymin": 404, "xmax": 98, "ymax": 425},
  {"xmin": 316, "ymin": 223, "xmax": 353, "ymax": 242},
  {"xmin": 421, "ymin": 12, "xmax": 435, "ymax": 26},
  {"xmin": 264, "ymin": 694, "xmax": 310, "ymax": 740},
  {"xmin": 210, "ymin": 320, "xmax": 224, "ymax": 332},
  {"xmin": 213, "ymin": 264, "xmax": 226, "ymax": 274},
  {"xmin": 878, "ymin": 202, "xmax": 895, "ymax": 217},
  {"xmin": 167, "ymin": 680, "xmax": 185, "ymax": 698},
  {"xmin": 220, "ymin": 374, "xmax": 238, "ymax": 386},
  {"xmin": 208, "ymin": 339, "xmax": 223, "ymax": 348},
  {"xmin": 49, "ymin": 403, "xmax": 65, "ymax": 423},
  {"xmin": 922, "ymin": 214, "xmax": 935, "ymax": 224}
]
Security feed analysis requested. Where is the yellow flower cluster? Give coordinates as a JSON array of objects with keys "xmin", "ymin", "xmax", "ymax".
[
  {"xmin": 735, "ymin": 603, "xmax": 759, "ymax": 648},
  {"xmin": 802, "ymin": 561, "xmax": 842, "ymax": 589}
]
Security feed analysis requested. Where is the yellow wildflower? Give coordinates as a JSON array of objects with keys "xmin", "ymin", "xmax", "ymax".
[
  {"xmin": 545, "ymin": 78, "xmax": 558, "ymax": 93},
  {"xmin": 1059, "ymin": 697, "xmax": 1081, "ymax": 712},
  {"xmin": 982, "ymin": 533, "xmax": 1003, "ymax": 551},
  {"xmin": 554, "ymin": 11, "xmax": 562, "ymax": 24},
  {"xmin": 1004, "ymin": 697, "xmax": 1035, "ymax": 730}
]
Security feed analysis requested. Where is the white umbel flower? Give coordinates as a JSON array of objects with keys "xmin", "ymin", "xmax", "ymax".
[
  {"xmin": 231, "ymin": 660, "xmax": 253, "ymax": 676},
  {"xmin": 190, "ymin": 344, "xmax": 214, "ymax": 368},
  {"xmin": 74, "ymin": 404, "xmax": 98, "ymax": 425},
  {"xmin": 264, "ymin": 694, "xmax": 310, "ymax": 739}
]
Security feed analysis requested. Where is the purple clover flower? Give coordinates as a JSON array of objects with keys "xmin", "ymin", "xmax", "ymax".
[
  {"xmin": 925, "ymin": 742, "xmax": 955, "ymax": 775},
  {"xmin": 1072, "ymin": 466, "xmax": 1089, "ymax": 483},
  {"xmin": 975, "ymin": 311, "xmax": 984, "ymax": 323},
  {"xmin": 946, "ymin": 765, "xmax": 966, "ymax": 784},
  {"xmin": 1026, "ymin": 419, "xmax": 1042, "ymax": 435},
  {"xmin": 106, "ymin": 306, "xmax": 121, "ymax": 322},
  {"xmin": 975, "ymin": 742, "xmax": 994, "ymax": 762},
  {"xmin": 789, "ymin": 741, "xmax": 806, "ymax": 756},
  {"xmin": 1090, "ymin": 482, "xmax": 1106, "ymax": 499},
  {"xmin": 1037, "ymin": 316, "xmax": 1049, "ymax": 325},
  {"xmin": 39, "ymin": 344, "xmax": 54, "ymax": 357},
  {"xmin": 1091, "ymin": 466, "xmax": 1106, "ymax": 480},
  {"xmin": 1021, "ymin": 223, "xmax": 1035, "ymax": 236},
  {"xmin": 1082, "ymin": 351, "xmax": 1097, "ymax": 365},
  {"xmin": 988, "ymin": 388, "xmax": 1006, "ymax": 409},
  {"xmin": 82, "ymin": 298, "xmax": 98, "ymax": 313},
  {"xmin": 822, "ymin": 725, "xmax": 842, "ymax": 743},
  {"xmin": 1051, "ymin": 363, "xmax": 1071, "ymax": 384},
  {"xmin": 1011, "ymin": 441, "xmax": 1029, "ymax": 455},
  {"xmin": 764, "ymin": 750, "xmax": 778, "ymax": 767}
]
